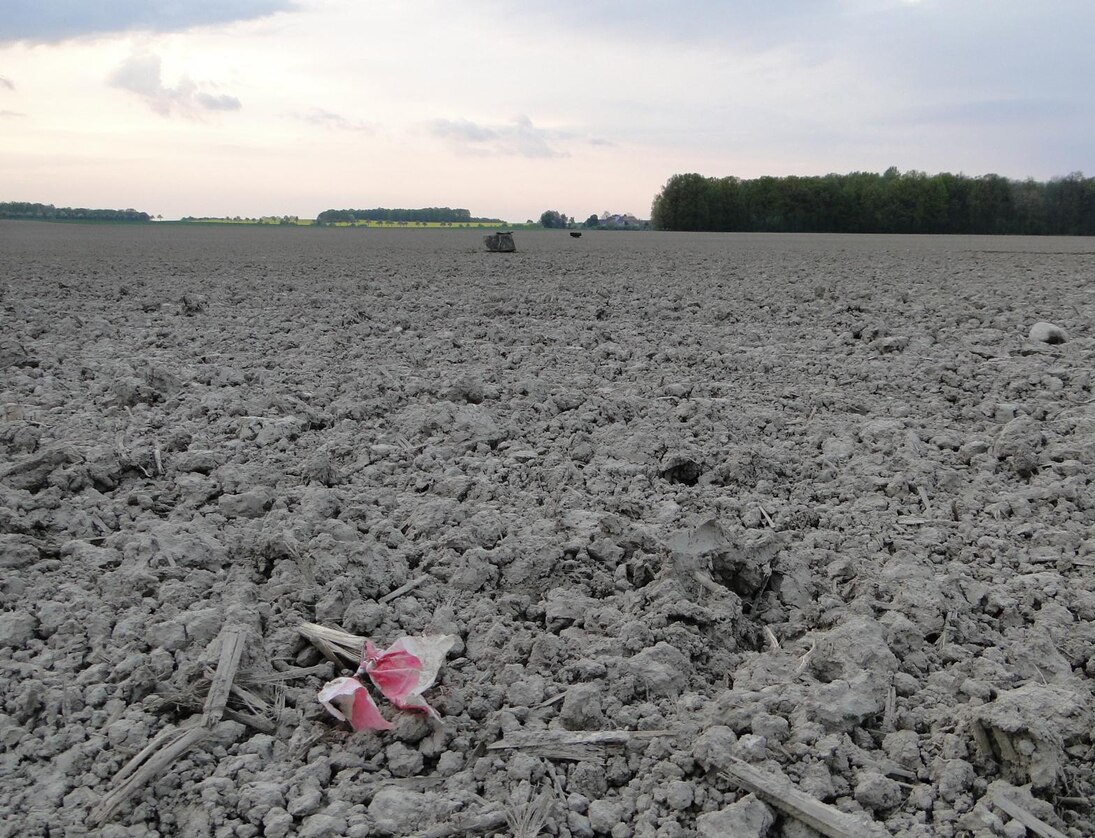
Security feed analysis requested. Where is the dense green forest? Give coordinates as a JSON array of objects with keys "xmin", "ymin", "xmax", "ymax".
[
  {"xmin": 316, "ymin": 207, "xmax": 504, "ymax": 224},
  {"xmin": 0, "ymin": 202, "xmax": 151, "ymax": 222},
  {"xmin": 650, "ymin": 169, "xmax": 1095, "ymax": 235}
]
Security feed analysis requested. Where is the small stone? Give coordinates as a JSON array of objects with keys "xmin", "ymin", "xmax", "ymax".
[
  {"xmin": 1, "ymin": 444, "xmax": 78, "ymax": 492},
  {"xmin": 146, "ymin": 619, "xmax": 189, "ymax": 652},
  {"xmin": 368, "ymin": 788, "xmax": 428, "ymax": 835},
  {"xmin": 287, "ymin": 782, "xmax": 322, "ymax": 817},
  {"xmin": 589, "ymin": 799, "xmax": 624, "ymax": 834},
  {"xmin": 854, "ymin": 771, "xmax": 903, "ymax": 811},
  {"xmin": 219, "ymin": 487, "xmax": 275, "ymax": 519},
  {"xmin": 625, "ymin": 642, "xmax": 690, "ymax": 697},
  {"xmin": 436, "ymin": 750, "xmax": 464, "ymax": 775},
  {"xmin": 807, "ymin": 673, "xmax": 885, "ymax": 731},
  {"xmin": 733, "ymin": 734, "xmax": 768, "ymax": 762},
  {"xmin": 561, "ymin": 683, "xmax": 605, "ymax": 730},
  {"xmin": 935, "ymin": 759, "xmax": 975, "ymax": 802},
  {"xmin": 809, "ymin": 616, "xmax": 899, "ymax": 681},
  {"xmin": 750, "ymin": 713, "xmax": 790, "ymax": 742},
  {"xmin": 665, "ymin": 780, "xmax": 694, "ymax": 811},
  {"xmin": 568, "ymin": 811, "xmax": 595, "ymax": 838},
  {"xmin": 693, "ymin": 725, "xmax": 738, "ymax": 772},
  {"xmin": 174, "ymin": 450, "xmax": 222, "ymax": 474},
  {"xmin": 993, "ymin": 415, "xmax": 1044, "ymax": 467},
  {"xmin": 1028, "ymin": 322, "xmax": 1067, "ymax": 344},
  {"xmin": 239, "ymin": 781, "xmax": 286, "ymax": 819},
  {"xmin": 1003, "ymin": 819, "xmax": 1028, "ymax": 838},
  {"xmin": 569, "ymin": 761, "xmax": 608, "ymax": 799},
  {"xmin": 506, "ymin": 674, "xmax": 546, "ymax": 707},
  {"xmin": 385, "ymin": 741, "xmax": 424, "ymax": 777},
  {"xmin": 0, "ymin": 536, "xmax": 37, "ymax": 570},
  {"xmin": 798, "ymin": 761, "xmax": 836, "ymax": 800},
  {"xmin": 568, "ymin": 793, "xmax": 590, "ymax": 813},
  {"xmin": 0, "ymin": 610, "xmax": 37, "ymax": 647},
  {"xmin": 298, "ymin": 813, "xmax": 348, "ymax": 838},
  {"xmin": 263, "ymin": 808, "xmax": 294, "ymax": 838},
  {"xmin": 882, "ymin": 730, "xmax": 923, "ymax": 770},
  {"xmin": 696, "ymin": 794, "xmax": 775, "ymax": 838}
]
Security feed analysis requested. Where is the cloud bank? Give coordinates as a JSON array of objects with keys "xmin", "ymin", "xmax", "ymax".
[
  {"xmin": 109, "ymin": 54, "xmax": 241, "ymax": 117},
  {"xmin": 0, "ymin": 0, "xmax": 295, "ymax": 45},
  {"xmin": 429, "ymin": 115, "xmax": 567, "ymax": 158},
  {"xmin": 296, "ymin": 108, "xmax": 374, "ymax": 133}
]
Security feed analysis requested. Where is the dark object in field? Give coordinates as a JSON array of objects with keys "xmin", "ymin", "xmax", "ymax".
[
  {"xmin": 659, "ymin": 457, "xmax": 704, "ymax": 486},
  {"xmin": 570, "ymin": 231, "xmax": 582, "ymax": 238},
  {"xmin": 484, "ymin": 231, "xmax": 516, "ymax": 253}
]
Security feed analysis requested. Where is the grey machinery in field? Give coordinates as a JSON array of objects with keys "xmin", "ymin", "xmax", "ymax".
[{"xmin": 484, "ymin": 231, "xmax": 516, "ymax": 252}]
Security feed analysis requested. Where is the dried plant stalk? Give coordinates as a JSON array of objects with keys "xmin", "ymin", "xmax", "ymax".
[
  {"xmin": 298, "ymin": 622, "xmax": 366, "ymax": 667},
  {"xmin": 203, "ymin": 626, "xmax": 246, "ymax": 727},
  {"xmin": 92, "ymin": 726, "xmax": 208, "ymax": 825},
  {"xmin": 722, "ymin": 757, "xmax": 890, "ymax": 838},
  {"xmin": 489, "ymin": 729, "xmax": 672, "ymax": 750},
  {"xmin": 505, "ymin": 783, "xmax": 555, "ymax": 838},
  {"xmin": 92, "ymin": 625, "xmax": 247, "ymax": 825}
]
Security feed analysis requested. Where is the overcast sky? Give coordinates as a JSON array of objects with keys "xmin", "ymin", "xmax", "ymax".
[{"xmin": 2, "ymin": 1, "xmax": 1092, "ymax": 221}]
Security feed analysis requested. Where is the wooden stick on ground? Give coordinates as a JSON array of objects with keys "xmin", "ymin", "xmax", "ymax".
[
  {"xmin": 91, "ymin": 625, "xmax": 247, "ymax": 826},
  {"xmin": 488, "ymin": 729, "xmax": 673, "ymax": 751},
  {"xmin": 990, "ymin": 790, "xmax": 1069, "ymax": 838},
  {"xmin": 758, "ymin": 505, "xmax": 776, "ymax": 529},
  {"xmin": 203, "ymin": 626, "xmax": 246, "ymax": 727},
  {"xmin": 722, "ymin": 757, "xmax": 890, "ymax": 838},
  {"xmin": 533, "ymin": 692, "xmax": 567, "ymax": 710},
  {"xmin": 410, "ymin": 810, "xmax": 509, "ymax": 838},
  {"xmin": 91, "ymin": 726, "xmax": 208, "ymax": 825},
  {"xmin": 693, "ymin": 571, "xmax": 725, "ymax": 595},
  {"xmin": 379, "ymin": 574, "xmax": 430, "ymax": 604}
]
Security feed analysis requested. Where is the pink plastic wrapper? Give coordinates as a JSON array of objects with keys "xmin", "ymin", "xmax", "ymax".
[
  {"xmin": 316, "ymin": 676, "xmax": 392, "ymax": 732},
  {"xmin": 317, "ymin": 634, "xmax": 456, "ymax": 731}
]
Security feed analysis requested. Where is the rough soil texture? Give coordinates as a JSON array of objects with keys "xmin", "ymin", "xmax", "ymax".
[{"xmin": 2, "ymin": 222, "xmax": 1094, "ymax": 838}]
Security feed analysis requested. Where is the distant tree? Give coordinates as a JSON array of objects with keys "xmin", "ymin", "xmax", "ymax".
[
  {"xmin": 649, "ymin": 168, "xmax": 1095, "ymax": 235},
  {"xmin": 539, "ymin": 210, "xmax": 567, "ymax": 228},
  {"xmin": 0, "ymin": 201, "xmax": 150, "ymax": 222},
  {"xmin": 583, "ymin": 214, "xmax": 599, "ymax": 228},
  {"xmin": 651, "ymin": 173, "xmax": 711, "ymax": 231},
  {"xmin": 316, "ymin": 206, "xmax": 504, "ymax": 225}
]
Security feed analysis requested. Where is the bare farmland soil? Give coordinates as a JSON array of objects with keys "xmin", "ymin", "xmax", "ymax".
[{"xmin": 1, "ymin": 222, "xmax": 1094, "ymax": 837}]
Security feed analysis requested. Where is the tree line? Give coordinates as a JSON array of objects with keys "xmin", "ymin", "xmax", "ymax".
[
  {"xmin": 317, "ymin": 207, "xmax": 504, "ymax": 224},
  {"xmin": 540, "ymin": 210, "xmax": 649, "ymax": 230},
  {"xmin": 0, "ymin": 202, "xmax": 151, "ymax": 222},
  {"xmin": 650, "ymin": 169, "xmax": 1095, "ymax": 235}
]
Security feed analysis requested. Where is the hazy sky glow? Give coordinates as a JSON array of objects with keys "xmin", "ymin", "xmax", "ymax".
[{"xmin": 2, "ymin": 1, "xmax": 1093, "ymax": 221}]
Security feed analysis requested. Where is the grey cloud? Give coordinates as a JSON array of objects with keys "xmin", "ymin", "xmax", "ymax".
[
  {"xmin": 432, "ymin": 118, "xmax": 499, "ymax": 143},
  {"xmin": 488, "ymin": 1, "xmax": 1095, "ymax": 121},
  {"xmin": 109, "ymin": 54, "xmax": 241, "ymax": 117},
  {"xmin": 297, "ymin": 108, "xmax": 374, "ymax": 133},
  {"xmin": 0, "ymin": 0, "xmax": 295, "ymax": 45},
  {"xmin": 0, "ymin": 76, "xmax": 13, "ymax": 91},
  {"xmin": 1, "ymin": 110, "xmax": 25, "ymax": 118},
  {"xmin": 429, "ymin": 115, "xmax": 567, "ymax": 159},
  {"xmin": 196, "ymin": 92, "xmax": 242, "ymax": 112}
]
